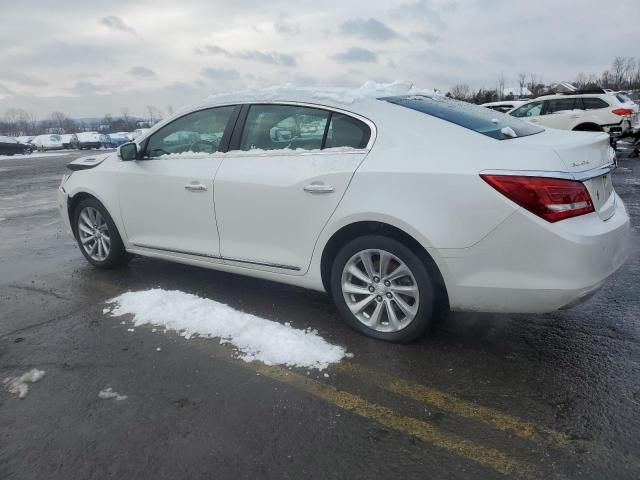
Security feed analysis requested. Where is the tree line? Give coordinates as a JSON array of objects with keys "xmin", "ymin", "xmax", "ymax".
[
  {"xmin": 449, "ymin": 56, "xmax": 640, "ymax": 103},
  {"xmin": 0, "ymin": 105, "xmax": 172, "ymax": 137}
]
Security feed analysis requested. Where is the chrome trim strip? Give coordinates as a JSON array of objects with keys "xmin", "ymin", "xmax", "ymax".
[
  {"xmin": 223, "ymin": 257, "xmax": 301, "ymax": 271},
  {"xmin": 132, "ymin": 243, "xmax": 301, "ymax": 271},
  {"xmin": 479, "ymin": 162, "xmax": 616, "ymax": 182},
  {"xmin": 133, "ymin": 243, "xmax": 221, "ymax": 259}
]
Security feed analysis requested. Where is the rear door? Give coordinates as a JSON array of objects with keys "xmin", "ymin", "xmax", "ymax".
[
  {"xmin": 538, "ymin": 98, "xmax": 581, "ymax": 130},
  {"xmin": 214, "ymin": 103, "xmax": 373, "ymax": 274},
  {"xmin": 118, "ymin": 105, "xmax": 238, "ymax": 258}
]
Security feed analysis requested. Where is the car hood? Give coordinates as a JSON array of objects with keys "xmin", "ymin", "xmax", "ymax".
[{"xmin": 66, "ymin": 153, "xmax": 112, "ymax": 171}]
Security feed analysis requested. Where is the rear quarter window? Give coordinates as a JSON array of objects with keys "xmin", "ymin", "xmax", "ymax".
[
  {"xmin": 582, "ymin": 97, "xmax": 609, "ymax": 110},
  {"xmin": 382, "ymin": 95, "xmax": 543, "ymax": 140}
]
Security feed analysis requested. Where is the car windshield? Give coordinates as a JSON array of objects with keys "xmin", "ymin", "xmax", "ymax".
[{"xmin": 381, "ymin": 95, "xmax": 544, "ymax": 140}]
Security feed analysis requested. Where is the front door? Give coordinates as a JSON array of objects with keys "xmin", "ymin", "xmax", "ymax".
[{"xmin": 118, "ymin": 105, "xmax": 236, "ymax": 258}]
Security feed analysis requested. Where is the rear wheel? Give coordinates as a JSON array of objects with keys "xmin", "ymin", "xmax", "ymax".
[
  {"xmin": 73, "ymin": 198, "xmax": 128, "ymax": 268},
  {"xmin": 330, "ymin": 235, "xmax": 436, "ymax": 342}
]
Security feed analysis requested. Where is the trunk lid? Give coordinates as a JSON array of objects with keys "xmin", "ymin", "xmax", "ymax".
[{"xmin": 512, "ymin": 129, "xmax": 616, "ymax": 220}]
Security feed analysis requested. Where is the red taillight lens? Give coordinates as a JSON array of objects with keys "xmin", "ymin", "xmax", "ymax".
[
  {"xmin": 480, "ymin": 175, "xmax": 594, "ymax": 222},
  {"xmin": 611, "ymin": 108, "xmax": 633, "ymax": 116}
]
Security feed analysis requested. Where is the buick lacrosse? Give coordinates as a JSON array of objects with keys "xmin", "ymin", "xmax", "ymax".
[{"xmin": 58, "ymin": 86, "xmax": 630, "ymax": 342}]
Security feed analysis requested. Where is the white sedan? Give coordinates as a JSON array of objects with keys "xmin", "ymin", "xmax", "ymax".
[{"xmin": 58, "ymin": 86, "xmax": 630, "ymax": 342}]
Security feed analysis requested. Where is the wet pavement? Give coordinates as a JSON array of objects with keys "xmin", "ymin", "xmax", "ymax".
[{"xmin": 0, "ymin": 146, "xmax": 639, "ymax": 479}]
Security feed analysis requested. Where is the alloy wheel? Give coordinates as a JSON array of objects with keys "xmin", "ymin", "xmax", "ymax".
[
  {"xmin": 341, "ymin": 249, "xmax": 420, "ymax": 332},
  {"xmin": 77, "ymin": 206, "xmax": 111, "ymax": 262}
]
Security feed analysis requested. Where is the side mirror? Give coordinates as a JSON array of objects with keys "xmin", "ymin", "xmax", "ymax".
[{"xmin": 119, "ymin": 142, "xmax": 138, "ymax": 161}]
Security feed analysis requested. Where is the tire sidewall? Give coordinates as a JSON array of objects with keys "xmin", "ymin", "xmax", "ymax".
[
  {"xmin": 330, "ymin": 235, "xmax": 435, "ymax": 343},
  {"xmin": 73, "ymin": 198, "xmax": 126, "ymax": 268}
]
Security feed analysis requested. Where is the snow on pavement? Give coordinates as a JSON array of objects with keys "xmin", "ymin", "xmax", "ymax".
[
  {"xmin": 98, "ymin": 387, "xmax": 128, "ymax": 401},
  {"xmin": 0, "ymin": 151, "xmax": 75, "ymax": 161},
  {"xmin": 3, "ymin": 369, "xmax": 46, "ymax": 398},
  {"xmin": 106, "ymin": 289, "xmax": 348, "ymax": 370}
]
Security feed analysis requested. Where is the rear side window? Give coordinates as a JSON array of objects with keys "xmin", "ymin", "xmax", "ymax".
[
  {"xmin": 239, "ymin": 104, "xmax": 371, "ymax": 151},
  {"xmin": 582, "ymin": 97, "xmax": 609, "ymax": 110},
  {"xmin": 383, "ymin": 95, "xmax": 543, "ymax": 140},
  {"xmin": 616, "ymin": 93, "xmax": 631, "ymax": 103},
  {"xmin": 325, "ymin": 113, "xmax": 370, "ymax": 148},
  {"xmin": 543, "ymin": 98, "xmax": 577, "ymax": 114}
]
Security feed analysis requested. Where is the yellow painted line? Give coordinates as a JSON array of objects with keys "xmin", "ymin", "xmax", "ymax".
[
  {"xmin": 336, "ymin": 363, "xmax": 568, "ymax": 448},
  {"xmin": 253, "ymin": 363, "xmax": 538, "ymax": 479}
]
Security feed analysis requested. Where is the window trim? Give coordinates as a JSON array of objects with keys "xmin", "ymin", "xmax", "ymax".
[
  {"xmin": 227, "ymin": 101, "xmax": 376, "ymax": 154},
  {"xmin": 137, "ymin": 104, "xmax": 242, "ymax": 160}
]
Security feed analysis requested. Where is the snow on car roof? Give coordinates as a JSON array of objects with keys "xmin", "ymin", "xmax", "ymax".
[{"xmin": 198, "ymin": 81, "xmax": 441, "ymax": 108}]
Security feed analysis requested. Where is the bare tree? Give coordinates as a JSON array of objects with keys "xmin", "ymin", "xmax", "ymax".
[
  {"xmin": 146, "ymin": 105, "xmax": 161, "ymax": 125},
  {"xmin": 449, "ymin": 84, "xmax": 471, "ymax": 100},
  {"xmin": 496, "ymin": 73, "xmax": 505, "ymax": 100},
  {"xmin": 612, "ymin": 57, "xmax": 626, "ymax": 88},
  {"xmin": 518, "ymin": 72, "xmax": 527, "ymax": 97},
  {"xmin": 120, "ymin": 107, "xmax": 131, "ymax": 130}
]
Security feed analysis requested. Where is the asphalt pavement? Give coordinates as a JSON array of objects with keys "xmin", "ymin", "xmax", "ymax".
[{"xmin": 0, "ymin": 146, "xmax": 639, "ymax": 479}]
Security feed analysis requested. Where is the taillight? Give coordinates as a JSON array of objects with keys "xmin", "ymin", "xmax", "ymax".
[
  {"xmin": 480, "ymin": 175, "xmax": 594, "ymax": 222},
  {"xmin": 611, "ymin": 108, "xmax": 633, "ymax": 116}
]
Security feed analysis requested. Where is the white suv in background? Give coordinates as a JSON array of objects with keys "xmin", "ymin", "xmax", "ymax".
[{"xmin": 509, "ymin": 90, "xmax": 639, "ymax": 136}]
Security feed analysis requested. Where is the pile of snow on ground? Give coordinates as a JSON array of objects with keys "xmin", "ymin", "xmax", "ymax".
[
  {"xmin": 107, "ymin": 289, "xmax": 348, "ymax": 370},
  {"xmin": 98, "ymin": 387, "xmax": 127, "ymax": 401},
  {"xmin": 3, "ymin": 369, "xmax": 46, "ymax": 398}
]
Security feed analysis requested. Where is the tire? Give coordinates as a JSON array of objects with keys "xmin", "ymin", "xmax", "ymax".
[
  {"xmin": 330, "ymin": 235, "xmax": 436, "ymax": 343},
  {"xmin": 73, "ymin": 198, "xmax": 128, "ymax": 268}
]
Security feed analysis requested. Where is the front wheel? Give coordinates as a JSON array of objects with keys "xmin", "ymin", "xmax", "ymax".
[
  {"xmin": 330, "ymin": 235, "xmax": 436, "ymax": 342},
  {"xmin": 73, "ymin": 198, "xmax": 128, "ymax": 268}
]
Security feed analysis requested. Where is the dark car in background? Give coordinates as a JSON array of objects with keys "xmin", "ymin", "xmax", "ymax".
[{"xmin": 0, "ymin": 135, "xmax": 33, "ymax": 155}]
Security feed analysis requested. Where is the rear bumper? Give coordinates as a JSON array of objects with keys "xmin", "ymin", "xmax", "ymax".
[{"xmin": 440, "ymin": 195, "xmax": 630, "ymax": 313}]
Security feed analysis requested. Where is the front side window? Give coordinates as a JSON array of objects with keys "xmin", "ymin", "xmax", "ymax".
[
  {"xmin": 145, "ymin": 106, "xmax": 234, "ymax": 158},
  {"xmin": 510, "ymin": 101, "xmax": 543, "ymax": 118},
  {"xmin": 240, "ymin": 105, "xmax": 329, "ymax": 151}
]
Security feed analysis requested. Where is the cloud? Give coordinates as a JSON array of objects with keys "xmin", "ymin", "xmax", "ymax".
[
  {"xmin": 237, "ymin": 51, "xmax": 297, "ymax": 67},
  {"xmin": 331, "ymin": 47, "xmax": 377, "ymax": 63},
  {"xmin": 415, "ymin": 31, "xmax": 440, "ymax": 44},
  {"xmin": 200, "ymin": 68, "xmax": 241, "ymax": 81},
  {"xmin": 274, "ymin": 16, "xmax": 300, "ymax": 34},
  {"xmin": 70, "ymin": 81, "xmax": 108, "ymax": 95},
  {"xmin": 0, "ymin": 72, "xmax": 48, "ymax": 87},
  {"xmin": 0, "ymin": 83, "xmax": 15, "ymax": 97},
  {"xmin": 195, "ymin": 45, "xmax": 231, "ymax": 57},
  {"xmin": 99, "ymin": 16, "xmax": 136, "ymax": 34},
  {"xmin": 393, "ymin": 0, "xmax": 451, "ymax": 30},
  {"xmin": 196, "ymin": 45, "xmax": 297, "ymax": 67},
  {"xmin": 128, "ymin": 66, "xmax": 157, "ymax": 78},
  {"xmin": 340, "ymin": 18, "xmax": 400, "ymax": 41}
]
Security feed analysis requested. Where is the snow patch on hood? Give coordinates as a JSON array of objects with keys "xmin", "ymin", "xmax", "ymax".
[{"xmin": 106, "ymin": 289, "xmax": 349, "ymax": 370}]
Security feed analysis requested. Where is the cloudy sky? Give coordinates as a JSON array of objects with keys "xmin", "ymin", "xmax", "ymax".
[{"xmin": 0, "ymin": 0, "xmax": 638, "ymax": 118}]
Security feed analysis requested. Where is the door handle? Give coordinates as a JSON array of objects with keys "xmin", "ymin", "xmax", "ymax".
[
  {"xmin": 304, "ymin": 183, "xmax": 334, "ymax": 194},
  {"xmin": 184, "ymin": 182, "xmax": 208, "ymax": 192}
]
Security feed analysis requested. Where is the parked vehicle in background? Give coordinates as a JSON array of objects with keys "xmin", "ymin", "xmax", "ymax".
[
  {"xmin": 58, "ymin": 86, "xmax": 629, "ymax": 342},
  {"xmin": 509, "ymin": 89, "xmax": 639, "ymax": 136},
  {"xmin": 481, "ymin": 100, "xmax": 527, "ymax": 113},
  {"xmin": 32, "ymin": 134, "xmax": 64, "ymax": 151},
  {"xmin": 130, "ymin": 128, "xmax": 149, "ymax": 140},
  {"xmin": 76, "ymin": 132, "xmax": 103, "ymax": 150},
  {"xmin": 60, "ymin": 134, "xmax": 79, "ymax": 149},
  {"xmin": 106, "ymin": 132, "xmax": 130, "ymax": 148},
  {"xmin": 0, "ymin": 135, "xmax": 33, "ymax": 155},
  {"xmin": 99, "ymin": 134, "xmax": 111, "ymax": 149},
  {"xmin": 16, "ymin": 135, "xmax": 35, "ymax": 145}
]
